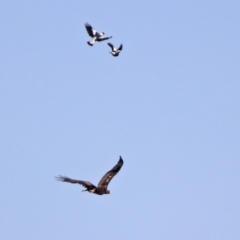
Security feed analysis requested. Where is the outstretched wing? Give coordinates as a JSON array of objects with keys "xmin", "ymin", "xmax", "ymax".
[
  {"xmin": 55, "ymin": 175, "xmax": 96, "ymax": 190},
  {"xmin": 97, "ymin": 156, "xmax": 124, "ymax": 190},
  {"xmin": 118, "ymin": 44, "xmax": 123, "ymax": 51},
  {"xmin": 85, "ymin": 23, "xmax": 98, "ymax": 37},
  {"xmin": 98, "ymin": 36, "xmax": 112, "ymax": 42},
  {"xmin": 107, "ymin": 42, "xmax": 115, "ymax": 51}
]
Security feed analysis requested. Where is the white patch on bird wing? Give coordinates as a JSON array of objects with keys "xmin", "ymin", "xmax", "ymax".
[{"xmin": 106, "ymin": 175, "xmax": 112, "ymax": 182}]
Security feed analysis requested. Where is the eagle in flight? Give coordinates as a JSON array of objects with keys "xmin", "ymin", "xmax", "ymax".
[{"xmin": 55, "ymin": 156, "xmax": 123, "ymax": 195}]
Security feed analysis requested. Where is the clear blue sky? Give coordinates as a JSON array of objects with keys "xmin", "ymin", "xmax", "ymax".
[{"xmin": 1, "ymin": 1, "xmax": 240, "ymax": 239}]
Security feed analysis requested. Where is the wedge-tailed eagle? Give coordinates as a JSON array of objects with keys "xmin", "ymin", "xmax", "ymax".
[
  {"xmin": 107, "ymin": 43, "xmax": 123, "ymax": 57},
  {"xmin": 85, "ymin": 23, "xmax": 112, "ymax": 46},
  {"xmin": 55, "ymin": 156, "xmax": 123, "ymax": 195}
]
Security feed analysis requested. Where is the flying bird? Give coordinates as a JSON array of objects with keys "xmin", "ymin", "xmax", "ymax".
[
  {"xmin": 85, "ymin": 23, "xmax": 112, "ymax": 46},
  {"xmin": 55, "ymin": 156, "xmax": 124, "ymax": 195},
  {"xmin": 107, "ymin": 43, "xmax": 123, "ymax": 57}
]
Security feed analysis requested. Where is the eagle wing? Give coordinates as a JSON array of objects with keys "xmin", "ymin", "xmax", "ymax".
[
  {"xmin": 55, "ymin": 175, "xmax": 96, "ymax": 190},
  {"xmin": 97, "ymin": 156, "xmax": 124, "ymax": 190},
  {"xmin": 85, "ymin": 23, "xmax": 98, "ymax": 37}
]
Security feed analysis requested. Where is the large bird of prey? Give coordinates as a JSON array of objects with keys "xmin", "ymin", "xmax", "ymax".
[
  {"xmin": 107, "ymin": 43, "xmax": 123, "ymax": 57},
  {"xmin": 55, "ymin": 156, "xmax": 124, "ymax": 195},
  {"xmin": 85, "ymin": 23, "xmax": 112, "ymax": 46}
]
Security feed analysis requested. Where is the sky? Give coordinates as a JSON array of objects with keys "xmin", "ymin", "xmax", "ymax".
[{"xmin": 1, "ymin": 1, "xmax": 240, "ymax": 239}]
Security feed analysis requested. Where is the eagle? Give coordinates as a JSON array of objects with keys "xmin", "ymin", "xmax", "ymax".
[
  {"xmin": 107, "ymin": 43, "xmax": 123, "ymax": 57},
  {"xmin": 55, "ymin": 156, "xmax": 123, "ymax": 195},
  {"xmin": 85, "ymin": 23, "xmax": 112, "ymax": 46}
]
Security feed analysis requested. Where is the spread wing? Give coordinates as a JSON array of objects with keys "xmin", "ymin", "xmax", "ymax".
[
  {"xmin": 98, "ymin": 36, "xmax": 112, "ymax": 42},
  {"xmin": 118, "ymin": 44, "xmax": 123, "ymax": 51},
  {"xmin": 55, "ymin": 175, "xmax": 96, "ymax": 190},
  {"xmin": 85, "ymin": 23, "xmax": 98, "ymax": 37},
  {"xmin": 107, "ymin": 42, "xmax": 115, "ymax": 51},
  {"xmin": 97, "ymin": 156, "xmax": 124, "ymax": 190}
]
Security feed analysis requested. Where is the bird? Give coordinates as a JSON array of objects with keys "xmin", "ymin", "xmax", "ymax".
[
  {"xmin": 85, "ymin": 23, "xmax": 112, "ymax": 46},
  {"xmin": 55, "ymin": 156, "xmax": 124, "ymax": 195},
  {"xmin": 107, "ymin": 43, "xmax": 123, "ymax": 57}
]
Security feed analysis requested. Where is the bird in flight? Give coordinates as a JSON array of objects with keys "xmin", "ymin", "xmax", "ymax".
[
  {"xmin": 85, "ymin": 23, "xmax": 112, "ymax": 46},
  {"xmin": 107, "ymin": 43, "xmax": 123, "ymax": 57},
  {"xmin": 55, "ymin": 156, "xmax": 124, "ymax": 195}
]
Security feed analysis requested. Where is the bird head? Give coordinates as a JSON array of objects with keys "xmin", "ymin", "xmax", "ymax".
[{"xmin": 106, "ymin": 190, "xmax": 111, "ymax": 194}]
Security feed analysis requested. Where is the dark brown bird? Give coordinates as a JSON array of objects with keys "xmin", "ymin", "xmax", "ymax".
[{"xmin": 55, "ymin": 156, "xmax": 124, "ymax": 195}]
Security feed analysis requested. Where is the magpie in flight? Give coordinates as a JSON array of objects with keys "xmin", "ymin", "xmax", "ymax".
[
  {"xmin": 85, "ymin": 23, "xmax": 112, "ymax": 46},
  {"xmin": 107, "ymin": 43, "xmax": 123, "ymax": 57}
]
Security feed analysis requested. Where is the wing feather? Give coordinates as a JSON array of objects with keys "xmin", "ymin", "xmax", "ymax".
[
  {"xmin": 55, "ymin": 175, "xmax": 96, "ymax": 189},
  {"xmin": 107, "ymin": 42, "xmax": 115, "ymax": 51},
  {"xmin": 97, "ymin": 157, "xmax": 124, "ymax": 190},
  {"xmin": 118, "ymin": 44, "xmax": 123, "ymax": 51},
  {"xmin": 98, "ymin": 36, "xmax": 112, "ymax": 42},
  {"xmin": 85, "ymin": 23, "xmax": 97, "ymax": 37}
]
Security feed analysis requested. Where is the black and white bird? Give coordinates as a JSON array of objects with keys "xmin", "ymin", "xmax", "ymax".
[
  {"xmin": 85, "ymin": 23, "xmax": 112, "ymax": 46},
  {"xmin": 55, "ymin": 156, "xmax": 124, "ymax": 195},
  {"xmin": 107, "ymin": 43, "xmax": 123, "ymax": 57}
]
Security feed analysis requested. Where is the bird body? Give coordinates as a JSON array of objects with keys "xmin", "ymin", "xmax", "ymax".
[
  {"xmin": 107, "ymin": 43, "xmax": 123, "ymax": 57},
  {"xmin": 56, "ymin": 156, "xmax": 124, "ymax": 195},
  {"xmin": 85, "ymin": 23, "xmax": 112, "ymax": 46}
]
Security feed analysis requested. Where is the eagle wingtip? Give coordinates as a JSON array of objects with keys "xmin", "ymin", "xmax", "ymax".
[
  {"xmin": 55, "ymin": 175, "xmax": 67, "ymax": 182},
  {"xmin": 119, "ymin": 156, "xmax": 123, "ymax": 164}
]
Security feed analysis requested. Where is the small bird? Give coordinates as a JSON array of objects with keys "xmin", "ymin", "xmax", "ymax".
[
  {"xmin": 55, "ymin": 156, "xmax": 124, "ymax": 195},
  {"xmin": 107, "ymin": 43, "xmax": 123, "ymax": 57},
  {"xmin": 85, "ymin": 23, "xmax": 112, "ymax": 46}
]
